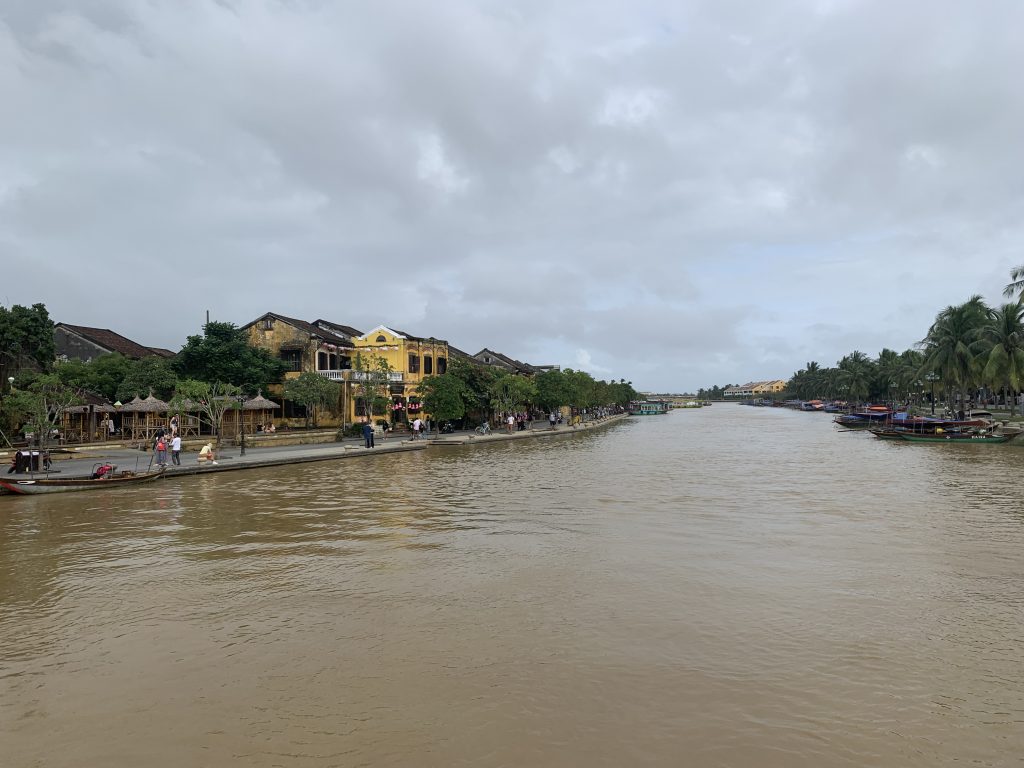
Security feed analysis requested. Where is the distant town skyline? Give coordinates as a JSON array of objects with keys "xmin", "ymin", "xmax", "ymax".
[{"xmin": 4, "ymin": 1, "xmax": 1023, "ymax": 391}]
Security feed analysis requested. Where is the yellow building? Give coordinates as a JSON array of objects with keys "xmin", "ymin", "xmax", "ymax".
[
  {"xmin": 751, "ymin": 379, "xmax": 787, "ymax": 395},
  {"xmin": 242, "ymin": 314, "xmax": 451, "ymax": 427},
  {"xmin": 241, "ymin": 313, "xmax": 359, "ymax": 426},
  {"xmin": 349, "ymin": 326, "xmax": 449, "ymax": 425}
]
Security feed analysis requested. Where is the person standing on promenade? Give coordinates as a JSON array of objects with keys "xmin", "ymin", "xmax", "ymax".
[
  {"xmin": 362, "ymin": 421, "xmax": 375, "ymax": 449},
  {"xmin": 170, "ymin": 434, "xmax": 182, "ymax": 466},
  {"xmin": 506, "ymin": 414, "xmax": 514, "ymax": 433},
  {"xmin": 549, "ymin": 412, "xmax": 557, "ymax": 429},
  {"xmin": 380, "ymin": 421, "xmax": 389, "ymax": 442},
  {"xmin": 411, "ymin": 417, "xmax": 422, "ymax": 440},
  {"xmin": 155, "ymin": 436, "xmax": 168, "ymax": 467}
]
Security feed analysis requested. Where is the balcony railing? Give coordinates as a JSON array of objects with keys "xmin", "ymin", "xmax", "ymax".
[{"xmin": 316, "ymin": 369, "xmax": 403, "ymax": 382}]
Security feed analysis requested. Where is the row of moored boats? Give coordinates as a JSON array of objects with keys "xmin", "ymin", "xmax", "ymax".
[{"xmin": 834, "ymin": 406, "xmax": 1023, "ymax": 444}]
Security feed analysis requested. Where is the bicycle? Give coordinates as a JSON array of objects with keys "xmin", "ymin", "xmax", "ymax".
[{"xmin": 475, "ymin": 422, "xmax": 491, "ymax": 435}]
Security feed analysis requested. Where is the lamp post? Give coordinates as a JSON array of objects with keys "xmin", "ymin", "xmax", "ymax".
[
  {"xmin": 0, "ymin": 376, "xmax": 14, "ymax": 448},
  {"xmin": 925, "ymin": 373, "xmax": 938, "ymax": 415},
  {"xmin": 236, "ymin": 395, "xmax": 247, "ymax": 456}
]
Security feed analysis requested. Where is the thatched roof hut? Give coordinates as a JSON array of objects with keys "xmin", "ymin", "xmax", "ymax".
[
  {"xmin": 120, "ymin": 392, "xmax": 170, "ymax": 440},
  {"xmin": 244, "ymin": 391, "xmax": 280, "ymax": 411},
  {"xmin": 61, "ymin": 390, "xmax": 116, "ymax": 442}
]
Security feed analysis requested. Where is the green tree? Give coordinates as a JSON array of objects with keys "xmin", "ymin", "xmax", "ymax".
[
  {"xmin": 417, "ymin": 374, "xmax": 468, "ymax": 424},
  {"xmin": 170, "ymin": 379, "xmax": 241, "ymax": 447},
  {"xmin": 4, "ymin": 374, "xmax": 82, "ymax": 449},
  {"xmin": 535, "ymin": 369, "xmax": 572, "ymax": 411},
  {"xmin": 607, "ymin": 378, "xmax": 638, "ymax": 406},
  {"xmin": 53, "ymin": 353, "xmax": 135, "ymax": 402},
  {"xmin": 174, "ymin": 322, "xmax": 287, "ymax": 391},
  {"xmin": 920, "ymin": 296, "xmax": 989, "ymax": 412},
  {"xmin": 0, "ymin": 303, "xmax": 56, "ymax": 386},
  {"xmin": 283, "ymin": 372, "xmax": 340, "ymax": 428},
  {"xmin": 976, "ymin": 303, "xmax": 1024, "ymax": 416},
  {"xmin": 445, "ymin": 357, "xmax": 496, "ymax": 420},
  {"xmin": 563, "ymin": 368, "xmax": 598, "ymax": 409},
  {"xmin": 352, "ymin": 352, "xmax": 393, "ymax": 422},
  {"xmin": 874, "ymin": 348, "xmax": 902, "ymax": 403},
  {"xmin": 837, "ymin": 351, "xmax": 875, "ymax": 404},
  {"xmin": 116, "ymin": 356, "xmax": 179, "ymax": 402},
  {"xmin": 1003, "ymin": 266, "xmax": 1024, "ymax": 300},
  {"xmin": 488, "ymin": 373, "xmax": 537, "ymax": 415}
]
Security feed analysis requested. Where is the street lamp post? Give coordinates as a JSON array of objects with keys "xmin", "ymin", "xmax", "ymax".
[
  {"xmin": 236, "ymin": 395, "xmax": 246, "ymax": 456},
  {"xmin": 0, "ymin": 376, "xmax": 14, "ymax": 448},
  {"xmin": 925, "ymin": 373, "xmax": 938, "ymax": 415}
]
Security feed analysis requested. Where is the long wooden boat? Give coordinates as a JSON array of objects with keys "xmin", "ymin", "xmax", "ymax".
[
  {"xmin": 629, "ymin": 400, "xmax": 670, "ymax": 415},
  {"xmin": 896, "ymin": 433, "xmax": 1009, "ymax": 444},
  {"xmin": 0, "ymin": 468, "xmax": 165, "ymax": 495}
]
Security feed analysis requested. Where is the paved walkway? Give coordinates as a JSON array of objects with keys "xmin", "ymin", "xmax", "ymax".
[{"xmin": 3, "ymin": 415, "xmax": 628, "ymax": 481}]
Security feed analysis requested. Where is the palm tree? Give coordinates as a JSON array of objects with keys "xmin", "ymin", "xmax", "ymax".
[
  {"xmin": 897, "ymin": 349, "xmax": 925, "ymax": 408},
  {"xmin": 975, "ymin": 303, "xmax": 1024, "ymax": 416},
  {"xmin": 874, "ymin": 348, "xmax": 901, "ymax": 404},
  {"xmin": 920, "ymin": 296, "xmax": 989, "ymax": 414},
  {"xmin": 837, "ymin": 351, "xmax": 874, "ymax": 404},
  {"xmin": 1003, "ymin": 266, "xmax": 1024, "ymax": 300}
]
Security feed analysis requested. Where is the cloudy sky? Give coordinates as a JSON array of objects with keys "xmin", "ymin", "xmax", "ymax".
[{"xmin": 3, "ymin": 0, "xmax": 1024, "ymax": 391}]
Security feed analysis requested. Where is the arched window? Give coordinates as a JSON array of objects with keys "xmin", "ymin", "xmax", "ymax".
[{"xmin": 375, "ymin": 335, "xmax": 386, "ymax": 343}]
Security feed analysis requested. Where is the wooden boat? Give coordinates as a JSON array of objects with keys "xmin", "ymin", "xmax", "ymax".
[
  {"xmin": 896, "ymin": 432, "xmax": 1008, "ymax": 444},
  {"xmin": 0, "ymin": 467, "xmax": 165, "ymax": 495},
  {"xmin": 629, "ymin": 400, "xmax": 670, "ymax": 415}
]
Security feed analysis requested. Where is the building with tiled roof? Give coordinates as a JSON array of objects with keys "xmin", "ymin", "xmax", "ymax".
[
  {"xmin": 472, "ymin": 348, "xmax": 539, "ymax": 376},
  {"xmin": 54, "ymin": 323, "xmax": 176, "ymax": 362}
]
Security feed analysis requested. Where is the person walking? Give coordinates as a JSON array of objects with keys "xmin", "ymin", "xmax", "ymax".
[
  {"xmin": 170, "ymin": 434, "xmax": 182, "ymax": 466},
  {"xmin": 362, "ymin": 421, "xmax": 375, "ymax": 449},
  {"xmin": 411, "ymin": 417, "xmax": 422, "ymax": 440},
  {"xmin": 380, "ymin": 421, "xmax": 389, "ymax": 442},
  {"xmin": 549, "ymin": 411, "xmax": 557, "ymax": 429},
  {"xmin": 506, "ymin": 414, "xmax": 514, "ymax": 433}
]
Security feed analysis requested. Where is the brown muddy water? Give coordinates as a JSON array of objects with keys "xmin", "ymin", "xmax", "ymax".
[{"xmin": 2, "ymin": 407, "xmax": 1023, "ymax": 767}]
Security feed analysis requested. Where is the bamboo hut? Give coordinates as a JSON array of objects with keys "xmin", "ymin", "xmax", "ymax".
[
  {"xmin": 168, "ymin": 399, "xmax": 203, "ymax": 438},
  {"xmin": 246, "ymin": 391, "xmax": 280, "ymax": 433},
  {"xmin": 62, "ymin": 391, "xmax": 115, "ymax": 443},
  {"xmin": 222, "ymin": 393, "xmax": 279, "ymax": 437},
  {"xmin": 120, "ymin": 393, "xmax": 171, "ymax": 443}
]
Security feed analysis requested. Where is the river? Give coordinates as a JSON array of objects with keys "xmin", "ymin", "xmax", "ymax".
[{"xmin": 2, "ymin": 407, "xmax": 1022, "ymax": 767}]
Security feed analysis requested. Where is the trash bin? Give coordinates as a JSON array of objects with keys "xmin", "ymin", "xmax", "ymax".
[{"xmin": 14, "ymin": 451, "xmax": 41, "ymax": 473}]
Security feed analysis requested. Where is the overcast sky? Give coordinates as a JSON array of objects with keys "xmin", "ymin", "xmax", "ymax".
[{"xmin": 3, "ymin": 0, "xmax": 1023, "ymax": 392}]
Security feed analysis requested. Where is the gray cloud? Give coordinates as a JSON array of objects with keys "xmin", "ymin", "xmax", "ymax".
[{"xmin": 3, "ymin": 0, "xmax": 1024, "ymax": 390}]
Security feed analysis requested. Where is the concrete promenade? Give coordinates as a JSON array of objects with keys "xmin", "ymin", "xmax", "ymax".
[{"xmin": 2, "ymin": 414, "xmax": 629, "ymax": 482}]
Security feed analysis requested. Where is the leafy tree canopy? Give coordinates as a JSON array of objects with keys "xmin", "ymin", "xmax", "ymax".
[
  {"xmin": 284, "ymin": 372, "xmax": 340, "ymax": 428},
  {"xmin": 4, "ymin": 373, "xmax": 82, "ymax": 449},
  {"xmin": 0, "ymin": 303, "xmax": 55, "ymax": 385},
  {"xmin": 352, "ymin": 352, "xmax": 393, "ymax": 420},
  {"xmin": 488, "ymin": 372, "xmax": 538, "ymax": 413},
  {"xmin": 417, "ymin": 374, "xmax": 468, "ymax": 423},
  {"xmin": 174, "ymin": 322, "xmax": 287, "ymax": 392},
  {"xmin": 116, "ymin": 356, "xmax": 179, "ymax": 403},
  {"xmin": 52, "ymin": 353, "xmax": 135, "ymax": 402},
  {"xmin": 170, "ymin": 379, "xmax": 241, "ymax": 445}
]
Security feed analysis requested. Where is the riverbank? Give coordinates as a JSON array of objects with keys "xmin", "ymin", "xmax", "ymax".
[{"xmin": 1, "ymin": 414, "xmax": 629, "ymax": 483}]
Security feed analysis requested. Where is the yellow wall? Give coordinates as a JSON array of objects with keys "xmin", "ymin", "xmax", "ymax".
[{"xmin": 349, "ymin": 327, "xmax": 449, "ymax": 424}]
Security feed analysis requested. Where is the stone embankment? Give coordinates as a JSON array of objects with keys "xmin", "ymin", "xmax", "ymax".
[{"xmin": 1, "ymin": 415, "xmax": 629, "ymax": 482}]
